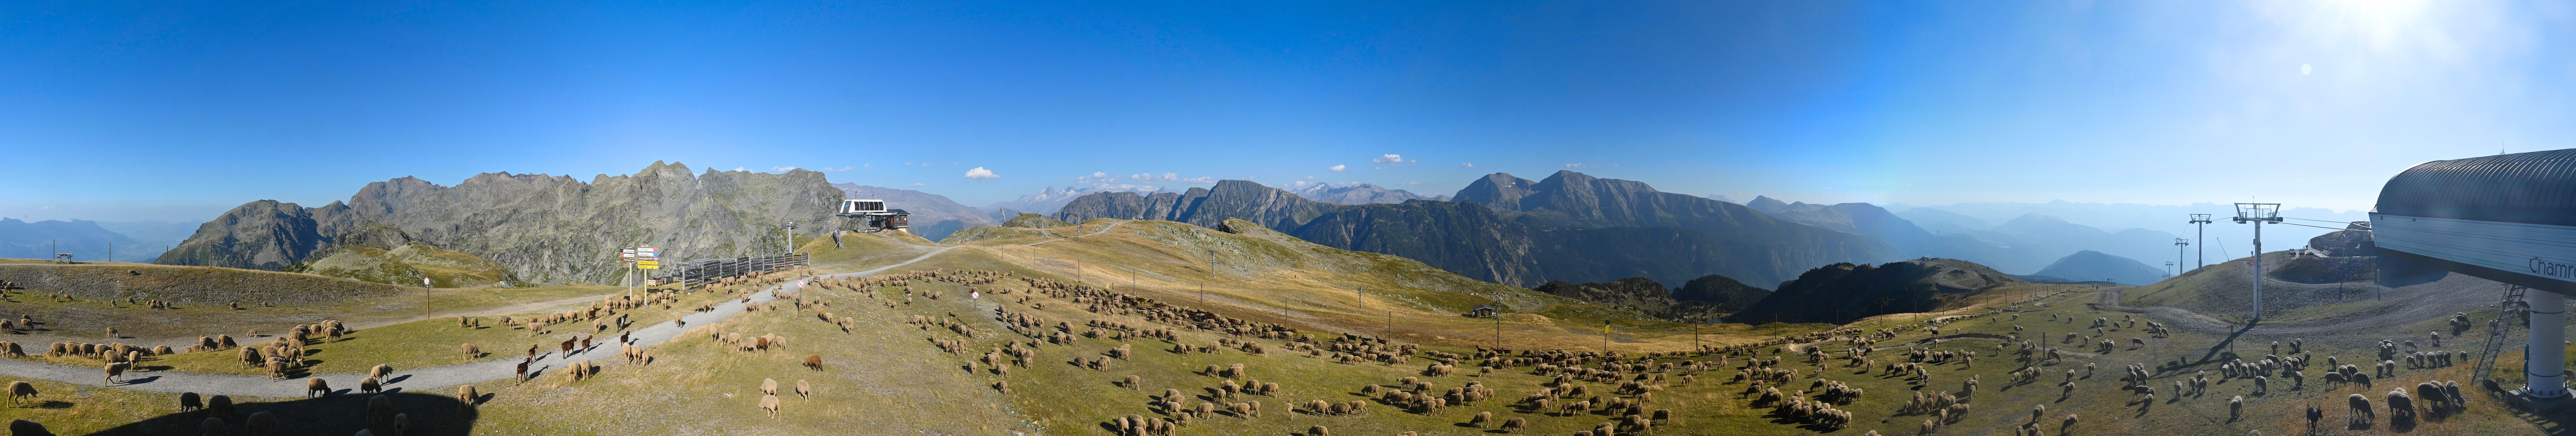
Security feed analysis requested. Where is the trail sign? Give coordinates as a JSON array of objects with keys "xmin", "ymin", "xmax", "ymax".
[
  {"xmin": 636, "ymin": 261, "xmax": 659, "ymax": 266},
  {"xmin": 638, "ymin": 264, "xmax": 660, "ymax": 269}
]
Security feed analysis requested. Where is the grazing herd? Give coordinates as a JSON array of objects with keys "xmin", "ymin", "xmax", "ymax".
[{"xmin": 0, "ymin": 257, "xmax": 2528, "ymax": 435}]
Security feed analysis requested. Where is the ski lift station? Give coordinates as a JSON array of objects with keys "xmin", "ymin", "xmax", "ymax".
[
  {"xmin": 836, "ymin": 199, "xmax": 910, "ymax": 233},
  {"xmin": 2372, "ymin": 148, "xmax": 2576, "ymax": 399}
]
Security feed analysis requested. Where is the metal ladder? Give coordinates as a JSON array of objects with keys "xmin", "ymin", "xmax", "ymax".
[{"xmin": 2473, "ymin": 285, "xmax": 2530, "ymax": 387}]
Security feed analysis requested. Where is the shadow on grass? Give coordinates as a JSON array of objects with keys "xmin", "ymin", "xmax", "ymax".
[{"xmin": 73, "ymin": 392, "xmax": 476, "ymax": 436}]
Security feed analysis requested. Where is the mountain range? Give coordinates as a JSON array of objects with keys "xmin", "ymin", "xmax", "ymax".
[
  {"xmin": 1054, "ymin": 171, "xmax": 1904, "ymax": 288},
  {"xmin": 1288, "ymin": 183, "xmax": 1450, "ymax": 204},
  {"xmin": 2025, "ymin": 250, "xmax": 2166, "ymax": 285},
  {"xmin": 157, "ymin": 161, "xmax": 842, "ymax": 285}
]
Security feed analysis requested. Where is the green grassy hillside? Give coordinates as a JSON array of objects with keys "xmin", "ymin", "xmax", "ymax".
[{"xmin": 289, "ymin": 242, "xmax": 519, "ymax": 288}]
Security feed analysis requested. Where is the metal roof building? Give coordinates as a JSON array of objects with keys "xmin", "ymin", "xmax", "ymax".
[
  {"xmin": 2372, "ymin": 147, "xmax": 2576, "ymax": 399},
  {"xmin": 2372, "ymin": 148, "xmax": 2576, "ymax": 295}
]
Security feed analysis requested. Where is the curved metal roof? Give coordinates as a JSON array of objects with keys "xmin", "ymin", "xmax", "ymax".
[{"xmin": 2375, "ymin": 148, "xmax": 2576, "ymax": 227}]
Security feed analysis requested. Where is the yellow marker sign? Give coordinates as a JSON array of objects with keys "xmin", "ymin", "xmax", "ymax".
[
  {"xmin": 1602, "ymin": 325, "xmax": 1612, "ymax": 334},
  {"xmin": 638, "ymin": 264, "xmax": 660, "ymax": 269},
  {"xmin": 636, "ymin": 261, "xmax": 658, "ymax": 266}
]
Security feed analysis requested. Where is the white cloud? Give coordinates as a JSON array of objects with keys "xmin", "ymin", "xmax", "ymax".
[
  {"xmin": 1291, "ymin": 181, "xmax": 1313, "ymax": 187},
  {"xmin": 862, "ymin": 164, "xmax": 873, "ymax": 168},
  {"xmin": 1328, "ymin": 165, "xmax": 1346, "ymax": 172},
  {"xmin": 1564, "ymin": 163, "xmax": 1586, "ymax": 169},
  {"xmin": 1178, "ymin": 177, "xmax": 1216, "ymax": 183},
  {"xmin": 1461, "ymin": 163, "xmax": 1476, "ymax": 168},
  {"xmin": 963, "ymin": 167, "xmax": 1000, "ymax": 180},
  {"xmin": 1371, "ymin": 154, "xmax": 1404, "ymax": 164},
  {"xmin": 1161, "ymin": 172, "xmax": 1178, "ymax": 180},
  {"xmin": 924, "ymin": 163, "xmax": 935, "ymax": 167},
  {"xmin": 1402, "ymin": 181, "xmax": 1422, "ymax": 186},
  {"xmin": 1092, "ymin": 171, "xmax": 1107, "ymax": 178},
  {"xmin": 733, "ymin": 167, "xmax": 747, "ymax": 172},
  {"xmin": 771, "ymin": 166, "xmax": 800, "ymax": 172}
]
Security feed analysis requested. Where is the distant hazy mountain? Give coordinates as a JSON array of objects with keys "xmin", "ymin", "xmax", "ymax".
[
  {"xmin": 1892, "ymin": 208, "xmax": 1990, "ymax": 235},
  {"xmin": 91, "ymin": 220, "xmax": 203, "ymax": 262},
  {"xmin": 1055, "ymin": 171, "xmax": 1901, "ymax": 288},
  {"xmin": 0, "ymin": 218, "xmax": 138, "ymax": 262},
  {"xmin": 832, "ymin": 183, "xmax": 1001, "ymax": 241},
  {"xmin": 1897, "ymin": 200, "xmax": 2366, "ymax": 262},
  {"xmin": 1732, "ymin": 258, "xmax": 2025, "ymax": 325},
  {"xmin": 1748, "ymin": 199, "xmax": 2043, "ymax": 272},
  {"xmin": 2029, "ymin": 250, "xmax": 2165, "ymax": 285},
  {"xmin": 160, "ymin": 161, "xmax": 841, "ymax": 285},
  {"xmin": 1289, "ymin": 183, "xmax": 1448, "ymax": 205}
]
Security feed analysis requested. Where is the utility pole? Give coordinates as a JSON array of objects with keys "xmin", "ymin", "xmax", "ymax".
[
  {"xmin": 2174, "ymin": 238, "xmax": 2190, "ymax": 276},
  {"xmin": 2189, "ymin": 214, "xmax": 2214, "ymax": 269},
  {"xmin": 2164, "ymin": 261, "xmax": 2175, "ymax": 278},
  {"xmin": 1601, "ymin": 321, "xmax": 1612, "ymax": 353},
  {"xmin": 1355, "ymin": 287, "xmax": 1365, "ymax": 309},
  {"xmin": 781, "ymin": 220, "xmax": 798, "ymax": 255},
  {"xmin": 2233, "ymin": 203, "xmax": 2278, "ymax": 323}
]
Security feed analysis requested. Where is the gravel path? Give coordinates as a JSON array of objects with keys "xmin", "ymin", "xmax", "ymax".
[{"xmin": 0, "ymin": 245, "xmax": 961, "ymax": 398}]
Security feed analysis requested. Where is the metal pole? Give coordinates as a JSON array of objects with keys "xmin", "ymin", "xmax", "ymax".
[{"xmin": 2251, "ymin": 220, "xmax": 2263, "ymax": 322}]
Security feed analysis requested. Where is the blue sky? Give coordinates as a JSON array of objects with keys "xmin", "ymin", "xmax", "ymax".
[{"xmin": 4, "ymin": 1, "xmax": 2571, "ymax": 222}]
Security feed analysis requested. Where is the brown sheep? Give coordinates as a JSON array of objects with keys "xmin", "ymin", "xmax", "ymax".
[
  {"xmin": 803, "ymin": 354, "xmax": 822, "ymax": 370},
  {"xmin": 6, "ymin": 382, "xmax": 35, "ymax": 405},
  {"xmin": 367, "ymin": 395, "xmax": 394, "ymax": 428},
  {"xmin": 208, "ymin": 395, "xmax": 235, "ymax": 419},
  {"xmin": 102, "ymin": 362, "xmax": 128, "ymax": 385},
  {"xmin": 361, "ymin": 377, "xmax": 383, "ymax": 394},
  {"xmin": 796, "ymin": 379, "xmax": 812, "ymax": 400},
  {"xmin": 760, "ymin": 393, "xmax": 783, "ymax": 418},
  {"xmin": 306, "ymin": 378, "xmax": 331, "ymax": 397},
  {"xmin": 3, "ymin": 420, "xmax": 46, "ymax": 436},
  {"xmin": 180, "ymin": 392, "xmax": 202, "ymax": 412},
  {"xmin": 461, "ymin": 343, "xmax": 481, "ymax": 359},
  {"xmin": 1307, "ymin": 425, "xmax": 1330, "ymax": 436},
  {"xmin": 371, "ymin": 364, "xmax": 395, "ymax": 380},
  {"xmin": 244, "ymin": 411, "xmax": 277, "ymax": 436},
  {"xmin": 456, "ymin": 385, "xmax": 480, "ymax": 409}
]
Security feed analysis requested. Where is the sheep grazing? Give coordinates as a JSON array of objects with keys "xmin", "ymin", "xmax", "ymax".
[
  {"xmin": 1124, "ymin": 375, "xmax": 1142, "ymax": 389},
  {"xmin": 456, "ymin": 385, "xmax": 480, "ymax": 409},
  {"xmin": 296, "ymin": 377, "xmax": 330, "ymax": 397},
  {"xmin": 371, "ymin": 364, "xmax": 395, "ymax": 380},
  {"xmin": 244, "ymin": 411, "xmax": 278, "ymax": 434},
  {"xmin": 760, "ymin": 393, "xmax": 783, "ymax": 418},
  {"xmin": 461, "ymin": 343, "xmax": 481, "ymax": 359},
  {"xmin": 1306, "ymin": 425, "xmax": 1330, "ymax": 436},
  {"xmin": 796, "ymin": 380, "xmax": 812, "ymax": 400},
  {"xmin": 2349, "ymin": 394, "xmax": 2375, "ymax": 422},
  {"xmin": 102, "ymin": 362, "xmax": 128, "ymax": 385},
  {"xmin": 208, "ymin": 395, "xmax": 235, "ymax": 419},
  {"xmin": 5, "ymin": 382, "xmax": 35, "ymax": 405},
  {"xmin": 762, "ymin": 378, "xmax": 779, "ymax": 396},
  {"xmin": 367, "ymin": 395, "xmax": 394, "ymax": 428},
  {"xmin": 803, "ymin": 354, "xmax": 823, "ymax": 370},
  {"xmin": 1501, "ymin": 417, "xmax": 1528, "ymax": 433},
  {"xmin": 179, "ymin": 392, "xmax": 203, "ymax": 412}
]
